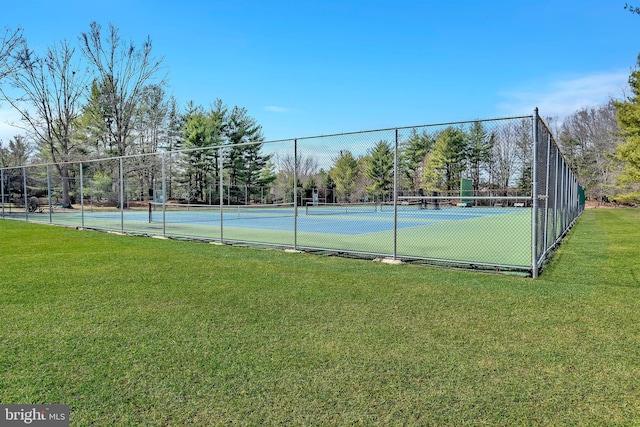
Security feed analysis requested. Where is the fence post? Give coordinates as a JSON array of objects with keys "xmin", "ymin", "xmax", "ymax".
[
  {"xmin": 543, "ymin": 133, "xmax": 552, "ymax": 253},
  {"xmin": 119, "ymin": 157, "xmax": 124, "ymax": 232},
  {"xmin": 219, "ymin": 147, "xmax": 224, "ymax": 242},
  {"xmin": 161, "ymin": 153, "xmax": 166, "ymax": 236},
  {"xmin": 393, "ymin": 128, "xmax": 398, "ymax": 260},
  {"xmin": 79, "ymin": 162, "xmax": 84, "ymax": 228},
  {"xmin": 23, "ymin": 166, "xmax": 28, "ymax": 221},
  {"xmin": 561, "ymin": 163, "xmax": 567, "ymax": 230},
  {"xmin": 47, "ymin": 164, "xmax": 53, "ymax": 224},
  {"xmin": 294, "ymin": 139, "xmax": 298, "ymax": 250},
  {"xmin": 531, "ymin": 109, "xmax": 539, "ymax": 278},
  {"xmin": 1, "ymin": 168, "xmax": 4, "ymax": 217}
]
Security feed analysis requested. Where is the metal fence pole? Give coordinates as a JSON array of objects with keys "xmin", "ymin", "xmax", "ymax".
[
  {"xmin": 531, "ymin": 109, "xmax": 539, "ymax": 278},
  {"xmin": 47, "ymin": 165, "xmax": 52, "ymax": 224},
  {"xmin": 79, "ymin": 163, "xmax": 84, "ymax": 228},
  {"xmin": 571, "ymin": 170, "xmax": 576, "ymax": 217},
  {"xmin": 552, "ymin": 150, "xmax": 560, "ymax": 241},
  {"xmin": 561, "ymin": 163, "xmax": 567, "ymax": 230},
  {"xmin": 161, "ymin": 153, "xmax": 166, "ymax": 236},
  {"xmin": 119, "ymin": 157, "xmax": 124, "ymax": 232},
  {"xmin": 543, "ymin": 134, "xmax": 552, "ymax": 253},
  {"xmin": 294, "ymin": 139, "xmax": 298, "ymax": 250},
  {"xmin": 22, "ymin": 166, "xmax": 28, "ymax": 221},
  {"xmin": 393, "ymin": 128, "xmax": 398, "ymax": 259},
  {"xmin": 219, "ymin": 148, "xmax": 224, "ymax": 242},
  {"xmin": 1, "ymin": 168, "xmax": 4, "ymax": 217}
]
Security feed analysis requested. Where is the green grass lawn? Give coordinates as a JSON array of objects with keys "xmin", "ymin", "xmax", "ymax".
[{"xmin": 0, "ymin": 209, "xmax": 639, "ymax": 425}]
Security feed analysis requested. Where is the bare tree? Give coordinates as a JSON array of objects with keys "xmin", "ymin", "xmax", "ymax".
[
  {"xmin": 624, "ymin": 2, "xmax": 640, "ymax": 15},
  {"xmin": 490, "ymin": 122, "xmax": 521, "ymax": 193},
  {"xmin": 128, "ymin": 84, "xmax": 168, "ymax": 200},
  {"xmin": 80, "ymin": 22, "xmax": 165, "ymax": 158},
  {"xmin": 558, "ymin": 102, "xmax": 621, "ymax": 202},
  {"xmin": 272, "ymin": 152, "xmax": 320, "ymax": 203},
  {"xmin": 277, "ymin": 151, "xmax": 320, "ymax": 179},
  {"xmin": 0, "ymin": 40, "xmax": 88, "ymax": 205},
  {"xmin": 136, "ymin": 84, "xmax": 168, "ymax": 155},
  {"xmin": 0, "ymin": 26, "xmax": 23, "ymax": 81}
]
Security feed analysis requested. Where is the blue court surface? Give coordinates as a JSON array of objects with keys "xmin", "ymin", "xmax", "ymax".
[{"xmin": 55, "ymin": 205, "xmax": 524, "ymax": 236}]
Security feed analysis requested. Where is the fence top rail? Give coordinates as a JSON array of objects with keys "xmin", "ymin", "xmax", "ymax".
[
  {"xmin": 265, "ymin": 114, "xmax": 534, "ymax": 143},
  {"xmin": 0, "ymin": 114, "xmax": 535, "ymax": 171},
  {"xmin": 397, "ymin": 195, "xmax": 533, "ymax": 200}
]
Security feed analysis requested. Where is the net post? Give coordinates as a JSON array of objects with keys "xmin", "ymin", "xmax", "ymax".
[{"xmin": 531, "ymin": 109, "xmax": 539, "ymax": 278}]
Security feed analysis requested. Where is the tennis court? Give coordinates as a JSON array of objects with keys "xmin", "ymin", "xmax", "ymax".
[
  {"xmin": 0, "ymin": 113, "xmax": 583, "ymax": 276},
  {"xmin": 16, "ymin": 203, "xmax": 532, "ymax": 268}
]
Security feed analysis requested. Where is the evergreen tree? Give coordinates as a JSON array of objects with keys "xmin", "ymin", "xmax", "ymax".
[
  {"xmin": 257, "ymin": 161, "xmax": 277, "ymax": 203},
  {"xmin": 163, "ymin": 97, "xmax": 184, "ymax": 199},
  {"xmin": 329, "ymin": 150, "xmax": 359, "ymax": 202},
  {"xmin": 423, "ymin": 127, "xmax": 467, "ymax": 192},
  {"xmin": 179, "ymin": 103, "xmax": 223, "ymax": 202},
  {"xmin": 365, "ymin": 140, "xmax": 394, "ymax": 200},
  {"xmin": 319, "ymin": 169, "xmax": 335, "ymax": 203},
  {"xmin": 0, "ymin": 135, "xmax": 32, "ymax": 167},
  {"xmin": 78, "ymin": 80, "xmax": 113, "ymax": 157},
  {"xmin": 466, "ymin": 121, "xmax": 494, "ymax": 192},
  {"xmin": 400, "ymin": 129, "xmax": 433, "ymax": 193},
  {"xmin": 613, "ymin": 56, "xmax": 640, "ymax": 203},
  {"xmin": 223, "ymin": 105, "xmax": 270, "ymax": 203}
]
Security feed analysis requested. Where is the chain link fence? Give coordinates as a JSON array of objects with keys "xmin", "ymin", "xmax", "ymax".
[{"xmin": 0, "ymin": 111, "xmax": 583, "ymax": 277}]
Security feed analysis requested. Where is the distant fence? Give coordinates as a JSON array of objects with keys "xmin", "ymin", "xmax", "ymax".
[{"xmin": 0, "ymin": 110, "xmax": 584, "ymax": 277}]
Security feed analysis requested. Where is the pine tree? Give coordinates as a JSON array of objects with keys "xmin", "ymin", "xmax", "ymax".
[
  {"xmin": 329, "ymin": 150, "xmax": 360, "ymax": 202},
  {"xmin": 179, "ymin": 103, "xmax": 223, "ymax": 202},
  {"xmin": 423, "ymin": 127, "xmax": 467, "ymax": 192},
  {"xmin": 223, "ymin": 105, "xmax": 270, "ymax": 203},
  {"xmin": 466, "ymin": 121, "xmax": 494, "ymax": 192},
  {"xmin": 365, "ymin": 140, "xmax": 394, "ymax": 201},
  {"xmin": 400, "ymin": 129, "xmax": 433, "ymax": 193},
  {"xmin": 613, "ymin": 55, "xmax": 640, "ymax": 203}
]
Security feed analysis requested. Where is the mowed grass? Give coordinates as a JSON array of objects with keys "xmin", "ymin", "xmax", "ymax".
[{"xmin": 0, "ymin": 209, "xmax": 638, "ymax": 425}]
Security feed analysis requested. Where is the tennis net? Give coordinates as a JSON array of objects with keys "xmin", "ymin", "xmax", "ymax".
[
  {"xmin": 378, "ymin": 201, "xmax": 426, "ymax": 212},
  {"xmin": 304, "ymin": 202, "xmax": 378, "ymax": 216},
  {"xmin": 149, "ymin": 202, "xmax": 296, "ymax": 223}
]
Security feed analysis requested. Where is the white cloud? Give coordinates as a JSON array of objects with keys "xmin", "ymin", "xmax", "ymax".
[
  {"xmin": 497, "ymin": 70, "xmax": 629, "ymax": 120},
  {"xmin": 264, "ymin": 105, "xmax": 290, "ymax": 113}
]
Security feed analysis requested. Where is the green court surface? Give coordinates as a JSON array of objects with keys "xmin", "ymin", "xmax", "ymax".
[{"xmin": 8, "ymin": 205, "xmax": 533, "ymax": 268}]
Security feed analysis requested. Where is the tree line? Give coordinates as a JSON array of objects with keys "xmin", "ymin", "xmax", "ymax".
[
  {"xmin": 0, "ymin": 23, "xmax": 277, "ymax": 206},
  {"xmin": 1, "ymin": 23, "xmax": 639, "ymax": 206},
  {"xmin": 268, "ymin": 119, "xmax": 532, "ymax": 206}
]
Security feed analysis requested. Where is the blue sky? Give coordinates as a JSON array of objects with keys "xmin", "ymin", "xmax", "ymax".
[{"xmin": 1, "ymin": 0, "xmax": 640, "ymax": 142}]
